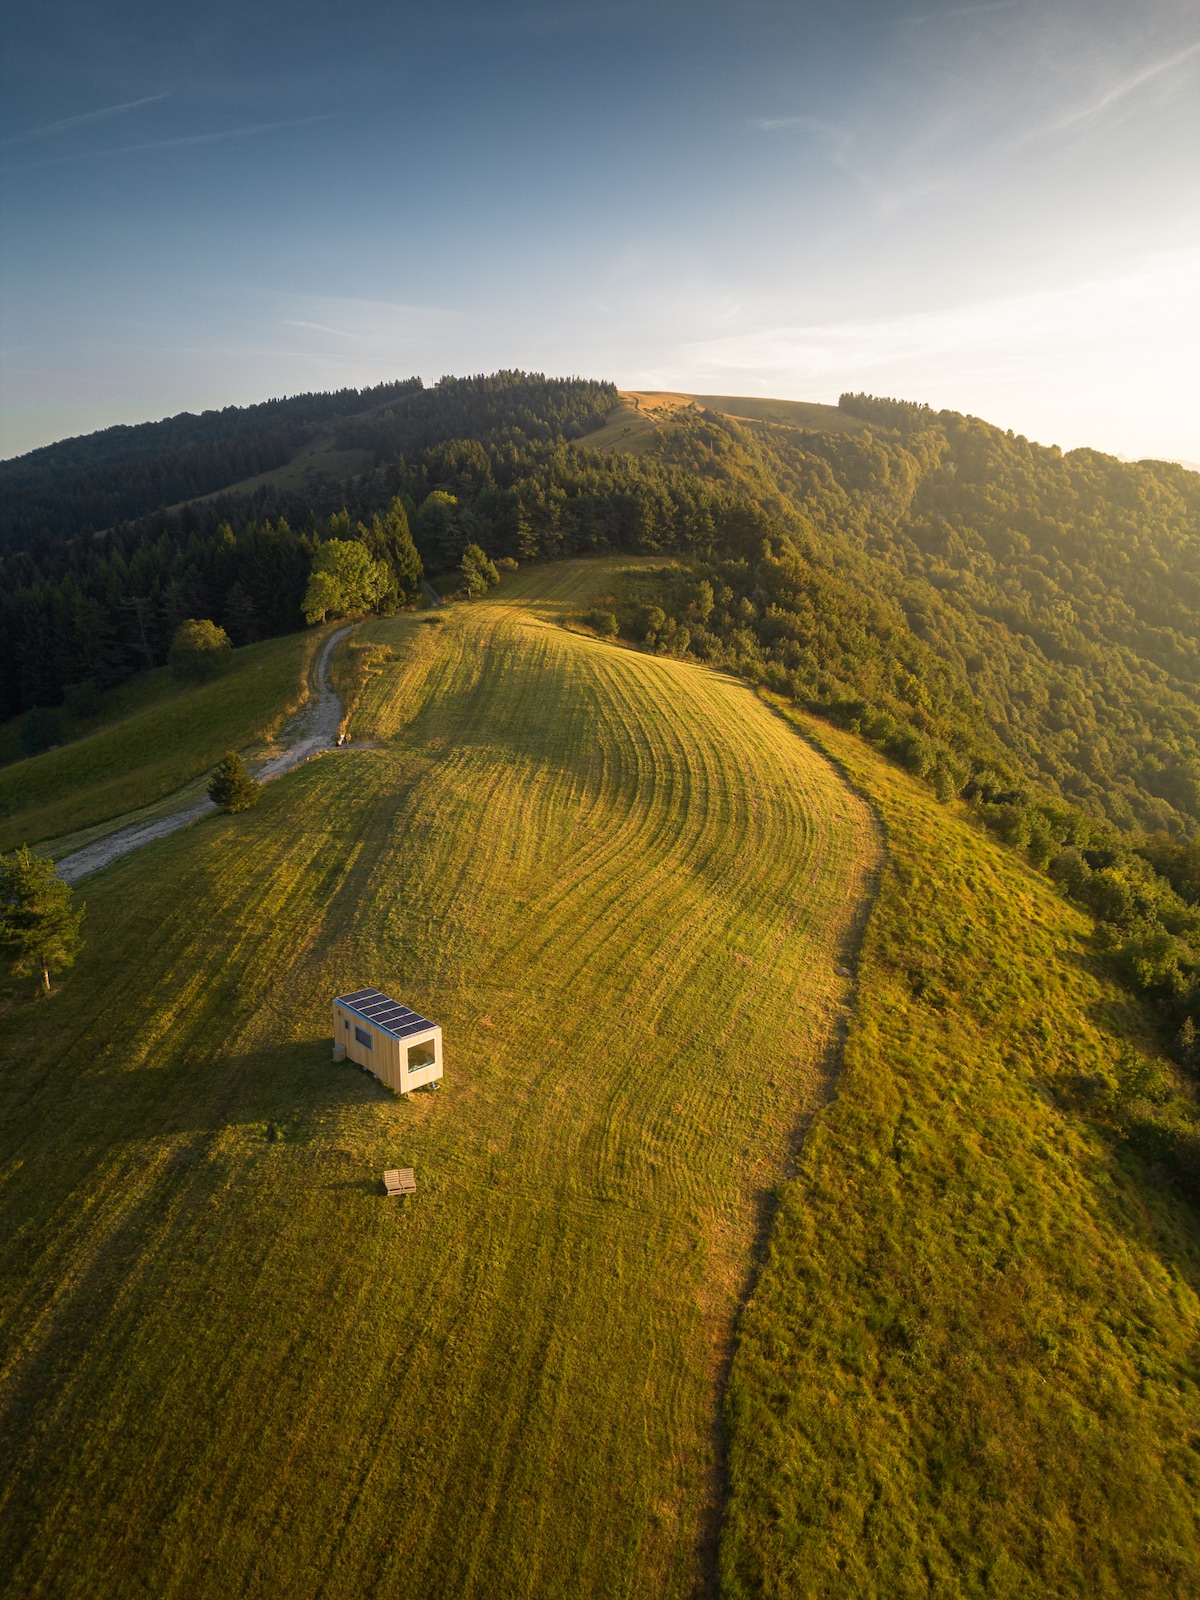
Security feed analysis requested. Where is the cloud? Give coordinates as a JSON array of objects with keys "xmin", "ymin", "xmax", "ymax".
[
  {"xmin": 0, "ymin": 94, "xmax": 169, "ymax": 146},
  {"xmin": 1014, "ymin": 37, "xmax": 1200, "ymax": 150},
  {"xmin": 1, "ymin": 115, "xmax": 336, "ymax": 172},
  {"xmin": 282, "ymin": 320, "xmax": 358, "ymax": 339}
]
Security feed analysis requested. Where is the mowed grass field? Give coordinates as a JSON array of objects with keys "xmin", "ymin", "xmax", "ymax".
[
  {"xmin": 0, "ymin": 560, "xmax": 878, "ymax": 1599},
  {"xmin": 0, "ymin": 629, "xmax": 322, "ymax": 856}
]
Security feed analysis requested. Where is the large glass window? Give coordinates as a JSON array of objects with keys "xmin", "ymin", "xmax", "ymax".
[
  {"xmin": 354, "ymin": 1026, "xmax": 373, "ymax": 1049},
  {"xmin": 407, "ymin": 1043, "xmax": 435, "ymax": 1070}
]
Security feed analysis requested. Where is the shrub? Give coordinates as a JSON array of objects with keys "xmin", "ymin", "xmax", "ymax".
[
  {"xmin": 169, "ymin": 619, "xmax": 233, "ymax": 683},
  {"xmin": 584, "ymin": 608, "xmax": 619, "ymax": 637}
]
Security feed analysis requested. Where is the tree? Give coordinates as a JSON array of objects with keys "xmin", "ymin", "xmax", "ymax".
[
  {"xmin": 221, "ymin": 582, "xmax": 260, "ymax": 646},
  {"xmin": 169, "ymin": 618, "xmax": 233, "ymax": 682},
  {"xmin": 360, "ymin": 498, "xmax": 424, "ymax": 607},
  {"xmin": 301, "ymin": 539, "xmax": 388, "ymax": 624},
  {"xmin": 302, "ymin": 569, "xmax": 345, "ymax": 626},
  {"xmin": 460, "ymin": 543, "xmax": 500, "ymax": 598},
  {"xmin": 0, "ymin": 846, "xmax": 85, "ymax": 992},
  {"xmin": 208, "ymin": 751, "xmax": 261, "ymax": 813},
  {"xmin": 416, "ymin": 491, "xmax": 461, "ymax": 569}
]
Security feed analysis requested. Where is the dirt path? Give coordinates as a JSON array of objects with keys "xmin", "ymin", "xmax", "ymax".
[{"xmin": 56, "ymin": 626, "xmax": 355, "ymax": 886}]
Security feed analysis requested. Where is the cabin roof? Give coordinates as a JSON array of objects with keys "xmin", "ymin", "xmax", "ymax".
[{"xmin": 336, "ymin": 987, "xmax": 437, "ymax": 1041}]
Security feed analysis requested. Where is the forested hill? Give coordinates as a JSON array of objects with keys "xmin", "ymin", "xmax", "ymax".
[
  {"xmin": 0, "ymin": 379, "xmax": 424, "ymax": 549},
  {"xmin": 4, "ymin": 370, "xmax": 1200, "ymax": 846}
]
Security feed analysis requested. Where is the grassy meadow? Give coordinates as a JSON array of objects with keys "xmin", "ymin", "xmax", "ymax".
[
  {"xmin": 0, "ymin": 629, "xmax": 322, "ymax": 855},
  {"xmin": 0, "ymin": 561, "xmax": 877, "ymax": 1599},
  {"xmin": 721, "ymin": 701, "xmax": 1200, "ymax": 1597}
]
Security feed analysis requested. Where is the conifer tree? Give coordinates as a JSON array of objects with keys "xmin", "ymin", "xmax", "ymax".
[
  {"xmin": 208, "ymin": 751, "xmax": 261, "ymax": 813},
  {"xmin": 460, "ymin": 544, "xmax": 499, "ymax": 598},
  {"xmin": 0, "ymin": 846, "xmax": 85, "ymax": 993}
]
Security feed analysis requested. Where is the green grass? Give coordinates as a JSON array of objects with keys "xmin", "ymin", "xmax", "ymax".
[
  {"xmin": 0, "ymin": 560, "xmax": 876, "ymax": 1599},
  {"xmin": 0, "ymin": 630, "xmax": 323, "ymax": 854},
  {"xmin": 720, "ymin": 700, "xmax": 1200, "ymax": 1598}
]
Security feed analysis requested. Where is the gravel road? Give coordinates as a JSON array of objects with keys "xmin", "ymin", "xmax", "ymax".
[{"xmin": 56, "ymin": 625, "xmax": 354, "ymax": 885}]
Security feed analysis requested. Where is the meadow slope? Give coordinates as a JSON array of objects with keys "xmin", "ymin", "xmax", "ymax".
[
  {"xmin": 0, "ymin": 628, "xmax": 322, "ymax": 856},
  {"xmin": 721, "ymin": 705, "xmax": 1200, "ymax": 1598},
  {"xmin": 0, "ymin": 561, "xmax": 877, "ymax": 1599}
]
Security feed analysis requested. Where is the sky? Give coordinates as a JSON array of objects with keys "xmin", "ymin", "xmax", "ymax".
[{"xmin": 1, "ymin": 0, "xmax": 1197, "ymax": 463}]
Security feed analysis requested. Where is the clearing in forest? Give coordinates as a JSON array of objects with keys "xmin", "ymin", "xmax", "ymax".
[{"xmin": 0, "ymin": 559, "xmax": 877, "ymax": 1600}]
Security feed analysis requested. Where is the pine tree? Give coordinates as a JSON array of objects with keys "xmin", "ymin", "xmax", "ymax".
[
  {"xmin": 208, "ymin": 751, "xmax": 261, "ymax": 813},
  {"xmin": 0, "ymin": 846, "xmax": 85, "ymax": 993}
]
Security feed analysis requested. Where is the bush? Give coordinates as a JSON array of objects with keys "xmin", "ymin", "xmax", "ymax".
[
  {"xmin": 169, "ymin": 619, "xmax": 233, "ymax": 683},
  {"xmin": 584, "ymin": 609, "xmax": 619, "ymax": 637},
  {"xmin": 19, "ymin": 707, "xmax": 64, "ymax": 756}
]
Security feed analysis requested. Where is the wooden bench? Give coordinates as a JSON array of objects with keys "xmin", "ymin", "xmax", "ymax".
[{"xmin": 383, "ymin": 1168, "xmax": 417, "ymax": 1197}]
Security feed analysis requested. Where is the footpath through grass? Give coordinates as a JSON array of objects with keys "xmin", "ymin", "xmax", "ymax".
[
  {"xmin": 720, "ymin": 702, "xmax": 1200, "ymax": 1598},
  {"xmin": 0, "ymin": 630, "xmax": 321, "ymax": 854},
  {"xmin": 0, "ymin": 560, "xmax": 876, "ymax": 1599}
]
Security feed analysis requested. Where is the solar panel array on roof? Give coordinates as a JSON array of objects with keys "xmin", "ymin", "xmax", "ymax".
[{"xmin": 336, "ymin": 987, "xmax": 436, "ymax": 1041}]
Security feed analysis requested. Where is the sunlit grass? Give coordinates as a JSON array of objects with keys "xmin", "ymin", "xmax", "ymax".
[{"xmin": 0, "ymin": 561, "xmax": 875, "ymax": 1599}]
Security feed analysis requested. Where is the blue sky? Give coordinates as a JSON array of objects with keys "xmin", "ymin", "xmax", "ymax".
[{"xmin": 2, "ymin": 0, "xmax": 1197, "ymax": 461}]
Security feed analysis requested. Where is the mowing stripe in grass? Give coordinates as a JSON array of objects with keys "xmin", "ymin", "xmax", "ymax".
[{"xmin": 0, "ymin": 561, "xmax": 878, "ymax": 1600}]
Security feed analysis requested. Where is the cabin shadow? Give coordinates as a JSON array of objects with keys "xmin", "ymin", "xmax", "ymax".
[{"xmin": 74, "ymin": 1037, "xmax": 402, "ymax": 1141}]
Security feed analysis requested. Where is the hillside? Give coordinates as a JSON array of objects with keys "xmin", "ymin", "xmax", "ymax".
[
  {"xmin": 2, "ymin": 562, "xmax": 1198, "ymax": 1595},
  {"xmin": 0, "ymin": 562, "xmax": 877, "ymax": 1599},
  {"xmin": 0, "ymin": 629, "xmax": 321, "ymax": 855},
  {"xmin": 4, "ymin": 378, "xmax": 1200, "ymax": 1592}
]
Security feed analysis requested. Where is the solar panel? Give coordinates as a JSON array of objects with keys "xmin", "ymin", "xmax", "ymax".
[{"xmin": 334, "ymin": 987, "xmax": 437, "ymax": 1040}]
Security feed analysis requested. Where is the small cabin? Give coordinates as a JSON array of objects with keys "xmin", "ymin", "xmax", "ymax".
[{"xmin": 333, "ymin": 987, "xmax": 443, "ymax": 1094}]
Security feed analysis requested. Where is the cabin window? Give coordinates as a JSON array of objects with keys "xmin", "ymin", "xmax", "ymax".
[
  {"xmin": 355, "ymin": 1026, "xmax": 373, "ymax": 1049},
  {"xmin": 343, "ymin": 1018, "xmax": 350, "ymax": 1030},
  {"xmin": 407, "ymin": 1043, "xmax": 435, "ymax": 1070}
]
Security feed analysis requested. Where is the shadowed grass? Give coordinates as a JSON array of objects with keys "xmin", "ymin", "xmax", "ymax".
[{"xmin": 0, "ymin": 630, "xmax": 324, "ymax": 853}]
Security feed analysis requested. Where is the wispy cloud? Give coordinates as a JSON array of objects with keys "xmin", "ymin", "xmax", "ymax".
[
  {"xmin": 1023, "ymin": 37, "xmax": 1200, "ymax": 145},
  {"xmin": 2, "ymin": 115, "xmax": 337, "ymax": 172},
  {"xmin": 0, "ymin": 94, "xmax": 169, "ymax": 147},
  {"xmin": 282, "ymin": 320, "xmax": 357, "ymax": 339}
]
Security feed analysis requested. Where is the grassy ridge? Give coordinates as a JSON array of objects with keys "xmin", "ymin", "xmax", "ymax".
[
  {"xmin": 0, "ymin": 561, "xmax": 875, "ymax": 1598},
  {"xmin": 0, "ymin": 630, "xmax": 320, "ymax": 853},
  {"xmin": 721, "ymin": 702, "xmax": 1200, "ymax": 1597}
]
